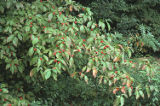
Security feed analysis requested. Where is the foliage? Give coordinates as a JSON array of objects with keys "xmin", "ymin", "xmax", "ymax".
[
  {"xmin": 88, "ymin": 0, "xmax": 160, "ymax": 36},
  {"xmin": 75, "ymin": 0, "xmax": 160, "ymax": 54},
  {"xmin": 126, "ymin": 25, "xmax": 160, "ymax": 57},
  {"xmin": 0, "ymin": 0, "xmax": 160, "ymax": 105}
]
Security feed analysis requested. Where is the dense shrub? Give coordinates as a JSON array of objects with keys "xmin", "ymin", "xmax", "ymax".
[
  {"xmin": 75, "ymin": 0, "xmax": 160, "ymax": 53},
  {"xmin": 88, "ymin": 0, "xmax": 160, "ymax": 36}
]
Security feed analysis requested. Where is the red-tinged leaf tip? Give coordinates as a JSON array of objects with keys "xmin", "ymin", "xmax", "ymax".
[
  {"xmin": 34, "ymin": 48, "xmax": 37, "ymax": 51},
  {"xmin": 113, "ymin": 89, "xmax": 118, "ymax": 94},
  {"xmin": 126, "ymin": 76, "xmax": 129, "ymax": 79},
  {"xmin": 54, "ymin": 59, "xmax": 57, "ymax": 63},
  {"xmin": 121, "ymin": 86, "xmax": 126, "ymax": 93},
  {"xmin": 20, "ymin": 97, "xmax": 23, "ymax": 100},
  {"xmin": 101, "ymin": 40, "xmax": 104, "ymax": 43},
  {"xmin": 105, "ymin": 45, "xmax": 109, "ymax": 48},
  {"xmin": 59, "ymin": 12, "xmax": 62, "ymax": 15},
  {"xmin": 53, "ymin": 52, "xmax": 56, "ymax": 56}
]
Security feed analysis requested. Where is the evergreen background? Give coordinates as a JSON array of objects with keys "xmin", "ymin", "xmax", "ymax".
[{"xmin": 75, "ymin": 0, "xmax": 160, "ymax": 40}]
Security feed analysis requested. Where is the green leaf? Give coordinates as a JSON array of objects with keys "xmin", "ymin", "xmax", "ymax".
[
  {"xmin": 65, "ymin": 36, "xmax": 72, "ymax": 48},
  {"xmin": 106, "ymin": 22, "xmax": 111, "ymax": 31},
  {"xmin": 82, "ymin": 66, "xmax": 87, "ymax": 72},
  {"xmin": 64, "ymin": 52, "xmax": 70, "ymax": 60},
  {"xmin": 58, "ymin": 59, "xmax": 67, "ymax": 66},
  {"xmin": 37, "ymin": 59, "xmax": 41, "ymax": 68},
  {"xmin": 32, "ymin": 37, "xmax": 39, "ymax": 45},
  {"xmin": 43, "ymin": 55, "xmax": 49, "ymax": 61},
  {"xmin": 127, "ymin": 48, "xmax": 132, "ymax": 58},
  {"xmin": 87, "ymin": 37, "xmax": 94, "ymax": 44},
  {"xmin": 6, "ymin": 2, "xmax": 11, "ymax": 9},
  {"xmin": 6, "ymin": 64, "xmax": 10, "ymax": 70},
  {"xmin": 48, "ymin": 51, "xmax": 52, "ymax": 57},
  {"xmin": 16, "ymin": 3, "xmax": 21, "ymax": 9},
  {"xmin": 105, "ymin": 19, "xmax": 111, "ymax": 31},
  {"xmin": 84, "ymin": 76, "xmax": 88, "ymax": 84},
  {"xmin": 7, "ymin": 35, "xmax": 14, "ymax": 42},
  {"xmin": 28, "ymin": 47, "xmax": 34, "ymax": 56},
  {"xmin": 91, "ymin": 24, "xmax": 95, "ymax": 29},
  {"xmin": 18, "ymin": 34, "xmax": 22, "ymax": 40},
  {"xmin": 13, "ymin": 37, "xmax": 18, "ymax": 47},
  {"xmin": 48, "ymin": 13, "xmax": 53, "ymax": 21},
  {"xmin": 83, "ymin": 16, "xmax": 87, "ymax": 22},
  {"xmin": 99, "ymin": 21, "xmax": 105, "ymax": 30},
  {"xmin": 113, "ymin": 96, "xmax": 120, "ymax": 106},
  {"xmin": 90, "ymin": 31, "xmax": 96, "ymax": 37},
  {"xmin": 87, "ymin": 59, "xmax": 94, "ymax": 68},
  {"xmin": 44, "ymin": 69, "xmax": 51, "ymax": 80},
  {"xmin": 0, "ymin": 6, "xmax": 4, "ymax": 13},
  {"xmin": 136, "ymin": 90, "xmax": 140, "ymax": 100},
  {"xmin": 25, "ymin": 26, "xmax": 30, "ymax": 32},
  {"xmin": 0, "ymin": 26, "xmax": 2, "ymax": 32},
  {"xmin": 32, "ymin": 26, "xmax": 37, "ymax": 34},
  {"xmin": 68, "ymin": 28, "xmax": 74, "ymax": 34},
  {"xmin": 52, "ymin": 74, "xmax": 57, "ymax": 80},
  {"xmin": 69, "ymin": 57, "xmax": 74, "ymax": 68},
  {"xmin": 146, "ymin": 85, "xmax": 150, "ymax": 98},
  {"xmin": 150, "ymin": 85, "xmax": 154, "ymax": 91},
  {"xmin": 0, "ymin": 84, "xmax": 6, "ymax": 88},
  {"xmin": 86, "ymin": 8, "xmax": 92, "ymax": 16},
  {"xmin": 120, "ymin": 96, "xmax": 124, "ymax": 106},
  {"xmin": 2, "ymin": 88, "xmax": 9, "ymax": 93},
  {"xmin": 87, "ymin": 21, "xmax": 92, "ymax": 28},
  {"xmin": 48, "ymin": 60, "xmax": 53, "ymax": 65},
  {"xmin": 139, "ymin": 90, "xmax": 144, "ymax": 99},
  {"xmin": 30, "ymin": 56, "xmax": 38, "ymax": 65},
  {"xmin": 18, "ymin": 65, "xmax": 24, "ymax": 73},
  {"xmin": 80, "ymin": 25, "xmax": 84, "ymax": 32},
  {"xmin": 128, "ymin": 88, "xmax": 132, "ymax": 97},
  {"xmin": 10, "ymin": 65, "xmax": 15, "ymax": 74},
  {"xmin": 43, "ymin": 6, "xmax": 47, "ymax": 12},
  {"xmin": 109, "ymin": 80, "xmax": 112, "ymax": 86}
]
